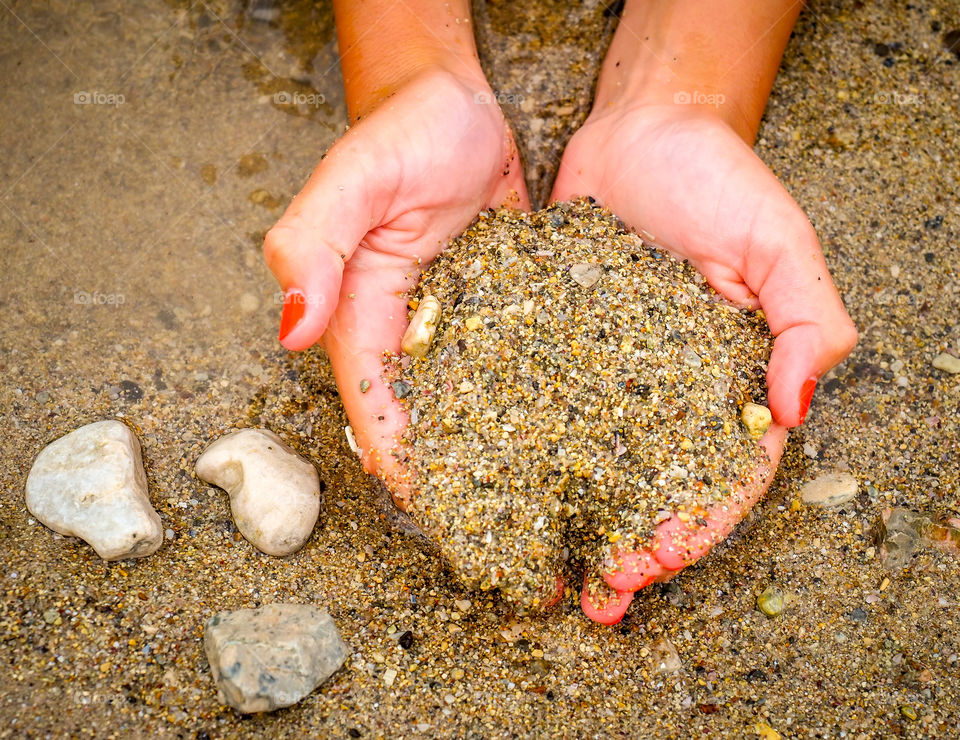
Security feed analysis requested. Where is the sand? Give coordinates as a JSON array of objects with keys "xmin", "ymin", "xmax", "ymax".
[
  {"xmin": 392, "ymin": 200, "xmax": 770, "ymax": 612},
  {"xmin": 1, "ymin": 0, "xmax": 958, "ymax": 736}
]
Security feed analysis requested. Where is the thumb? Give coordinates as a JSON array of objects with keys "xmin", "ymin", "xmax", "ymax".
[
  {"xmin": 747, "ymin": 211, "xmax": 858, "ymax": 426},
  {"xmin": 263, "ymin": 133, "xmax": 395, "ymax": 351}
]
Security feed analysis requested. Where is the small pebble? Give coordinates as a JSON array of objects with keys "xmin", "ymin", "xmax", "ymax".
[
  {"xmin": 800, "ymin": 472, "xmax": 858, "ymax": 508},
  {"xmin": 757, "ymin": 586, "xmax": 785, "ymax": 617},
  {"xmin": 899, "ymin": 705, "xmax": 917, "ymax": 721},
  {"xmin": 382, "ymin": 668, "xmax": 398, "ymax": 687},
  {"xmin": 569, "ymin": 263, "xmax": 603, "ymax": 288},
  {"xmin": 239, "ymin": 292, "xmax": 260, "ymax": 314},
  {"xmin": 401, "ymin": 295, "xmax": 442, "ymax": 358},
  {"xmin": 391, "ymin": 381, "xmax": 411, "ymax": 399},
  {"xmin": 932, "ymin": 352, "xmax": 960, "ymax": 374},
  {"xmin": 740, "ymin": 403, "xmax": 772, "ymax": 440},
  {"xmin": 195, "ymin": 429, "xmax": 321, "ymax": 556},
  {"xmin": 359, "ymin": 379, "xmax": 371, "ymax": 393}
]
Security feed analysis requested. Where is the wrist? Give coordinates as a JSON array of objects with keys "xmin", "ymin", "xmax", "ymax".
[
  {"xmin": 591, "ymin": 0, "xmax": 804, "ymax": 144},
  {"xmin": 333, "ymin": 0, "xmax": 487, "ymax": 121}
]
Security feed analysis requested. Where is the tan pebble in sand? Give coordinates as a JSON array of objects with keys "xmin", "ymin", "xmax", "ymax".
[
  {"xmin": 741, "ymin": 402, "xmax": 773, "ymax": 439},
  {"xmin": 401, "ymin": 295, "xmax": 442, "ymax": 358}
]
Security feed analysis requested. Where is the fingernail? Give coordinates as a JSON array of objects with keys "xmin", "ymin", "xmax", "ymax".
[
  {"xmin": 798, "ymin": 377, "xmax": 817, "ymax": 425},
  {"xmin": 279, "ymin": 289, "xmax": 306, "ymax": 342}
]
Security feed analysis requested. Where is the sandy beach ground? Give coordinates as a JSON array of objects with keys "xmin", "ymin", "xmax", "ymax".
[{"xmin": 1, "ymin": 0, "xmax": 958, "ymax": 737}]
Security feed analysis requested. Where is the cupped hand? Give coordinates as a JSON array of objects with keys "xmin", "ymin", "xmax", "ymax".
[
  {"xmin": 264, "ymin": 67, "xmax": 529, "ymax": 498},
  {"xmin": 551, "ymin": 104, "xmax": 856, "ymax": 623},
  {"xmin": 552, "ymin": 104, "xmax": 856, "ymax": 426}
]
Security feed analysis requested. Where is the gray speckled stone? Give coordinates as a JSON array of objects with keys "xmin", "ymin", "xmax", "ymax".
[
  {"xmin": 204, "ymin": 604, "xmax": 349, "ymax": 713},
  {"xmin": 25, "ymin": 420, "xmax": 162, "ymax": 560}
]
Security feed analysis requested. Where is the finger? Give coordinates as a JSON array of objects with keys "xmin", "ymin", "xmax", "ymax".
[
  {"xmin": 263, "ymin": 130, "xmax": 399, "ymax": 351},
  {"xmin": 322, "ymin": 252, "xmax": 419, "ymax": 500},
  {"xmin": 644, "ymin": 423, "xmax": 786, "ymax": 571},
  {"xmin": 744, "ymin": 212, "xmax": 858, "ymax": 426},
  {"xmin": 580, "ymin": 579, "xmax": 634, "ymax": 625},
  {"xmin": 600, "ymin": 424, "xmax": 786, "ymax": 593}
]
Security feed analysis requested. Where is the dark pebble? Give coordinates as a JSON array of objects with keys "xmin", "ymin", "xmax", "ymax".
[
  {"xmin": 398, "ymin": 630, "xmax": 414, "ymax": 649},
  {"xmin": 924, "ymin": 215, "xmax": 943, "ymax": 229},
  {"xmin": 746, "ymin": 668, "xmax": 768, "ymax": 682},
  {"xmin": 924, "ymin": 252, "xmax": 935, "ymax": 263},
  {"xmin": 391, "ymin": 380, "xmax": 411, "ymax": 399},
  {"xmin": 849, "ymin": 607, "xmax": 868, "ymax": 623},
  {"xmin": 348, "ymin": 729, "xmax": 362, "ymax": 738},
  {"xmin": 118, "ymin": 380, "xmax": 143, "ymax": 402},
  {"xmin": 873, "ymin": 42, "xmax": 891, "ymax": 56},
  {"xmin": 944, "ymin": 30, "xmax": 960, "ymax": 57},
  {"xmin": 196, "ymin": 732, "xmax": 211, "ymax": 740},
  {"xmin": 698, "ymin": 704, "xmax": 719, "ymax": 714},
  {"xmin": 883, "ymin": 57, "xmax": 895, "ymax": 67},
  {"xmin": 931, "ymin": 21, "xmax": 942, "ymax": 33}
]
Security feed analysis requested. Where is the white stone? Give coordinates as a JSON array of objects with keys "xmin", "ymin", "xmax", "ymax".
[
  {"xmin": 25, "ymin": 420, "xmax": 162, "ymax": 560},
  {"xmin": 195, "ymin": 429, "xmax": 320, "ymax": 556},
  {"xmin": 648, "ymin": 637, "xmax": 682, "ymax": 674},
  {"xmin": 932, "ymin": 352, "xmax": 960, "ymax": 374},
  {"xmin": 569, "ymin": 263, "xmax": 603, "ymax": 288},
  {"xmin": 800, "ymin": 472, "xmax": 859, "ymax": 508},
  {"xmin": 205, "ymin": 604, "xmax": 349, "ymax": 713}
]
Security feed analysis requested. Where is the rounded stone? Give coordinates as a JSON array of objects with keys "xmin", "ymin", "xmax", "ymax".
[{"xmin": 25, "ymin": 420, "xmax": 163, "ymax": 560}]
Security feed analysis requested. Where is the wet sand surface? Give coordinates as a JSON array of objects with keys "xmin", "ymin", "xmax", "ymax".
[{"xmin": 1, "ymin": 0, "xmax": 958, "ymax": 737}]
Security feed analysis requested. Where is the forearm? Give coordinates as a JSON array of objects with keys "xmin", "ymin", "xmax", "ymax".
[
  {"xmin": 594, "ymin": 0, "xmax": 804, "ymax": 143},
  {"xmin": 333, "ymin": 0, "xmax": 484, "ymax": 121}
]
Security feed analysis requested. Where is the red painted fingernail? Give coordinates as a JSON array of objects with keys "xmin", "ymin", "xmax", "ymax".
[
  {"xmin": 798, "ymin": 377, "xmax": 817, "ymax": 424},
  {"xmin": 278, "ymin": 289, "xmax": 306, "ymax": 342}
]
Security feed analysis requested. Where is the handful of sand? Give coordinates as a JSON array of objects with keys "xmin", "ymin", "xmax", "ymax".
[{"xmin": 387, "ymin": 200, "xmax": 773, "ymax": 609}]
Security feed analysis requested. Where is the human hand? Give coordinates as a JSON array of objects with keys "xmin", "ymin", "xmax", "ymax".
[
  {"xmin": 264, "ymin": 66, "xmax": 529, "ymax": 497},
  {"xmin": 551, "ymin": 104, "xmax": 855, "ymax": 623}
]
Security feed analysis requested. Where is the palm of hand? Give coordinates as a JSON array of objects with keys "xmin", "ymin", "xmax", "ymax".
[{"xmin": 552, "ymin": 105, "xmax": 856, "ymax": 427}]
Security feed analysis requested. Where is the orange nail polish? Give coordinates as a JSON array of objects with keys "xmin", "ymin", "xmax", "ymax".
[
  {"xmin": 798, "ymin": 377, "xmax": 817, "ymax": 424},
  {"xmin": 279, "ymin": 290, "xmax": 305, "ymax": 342}
]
